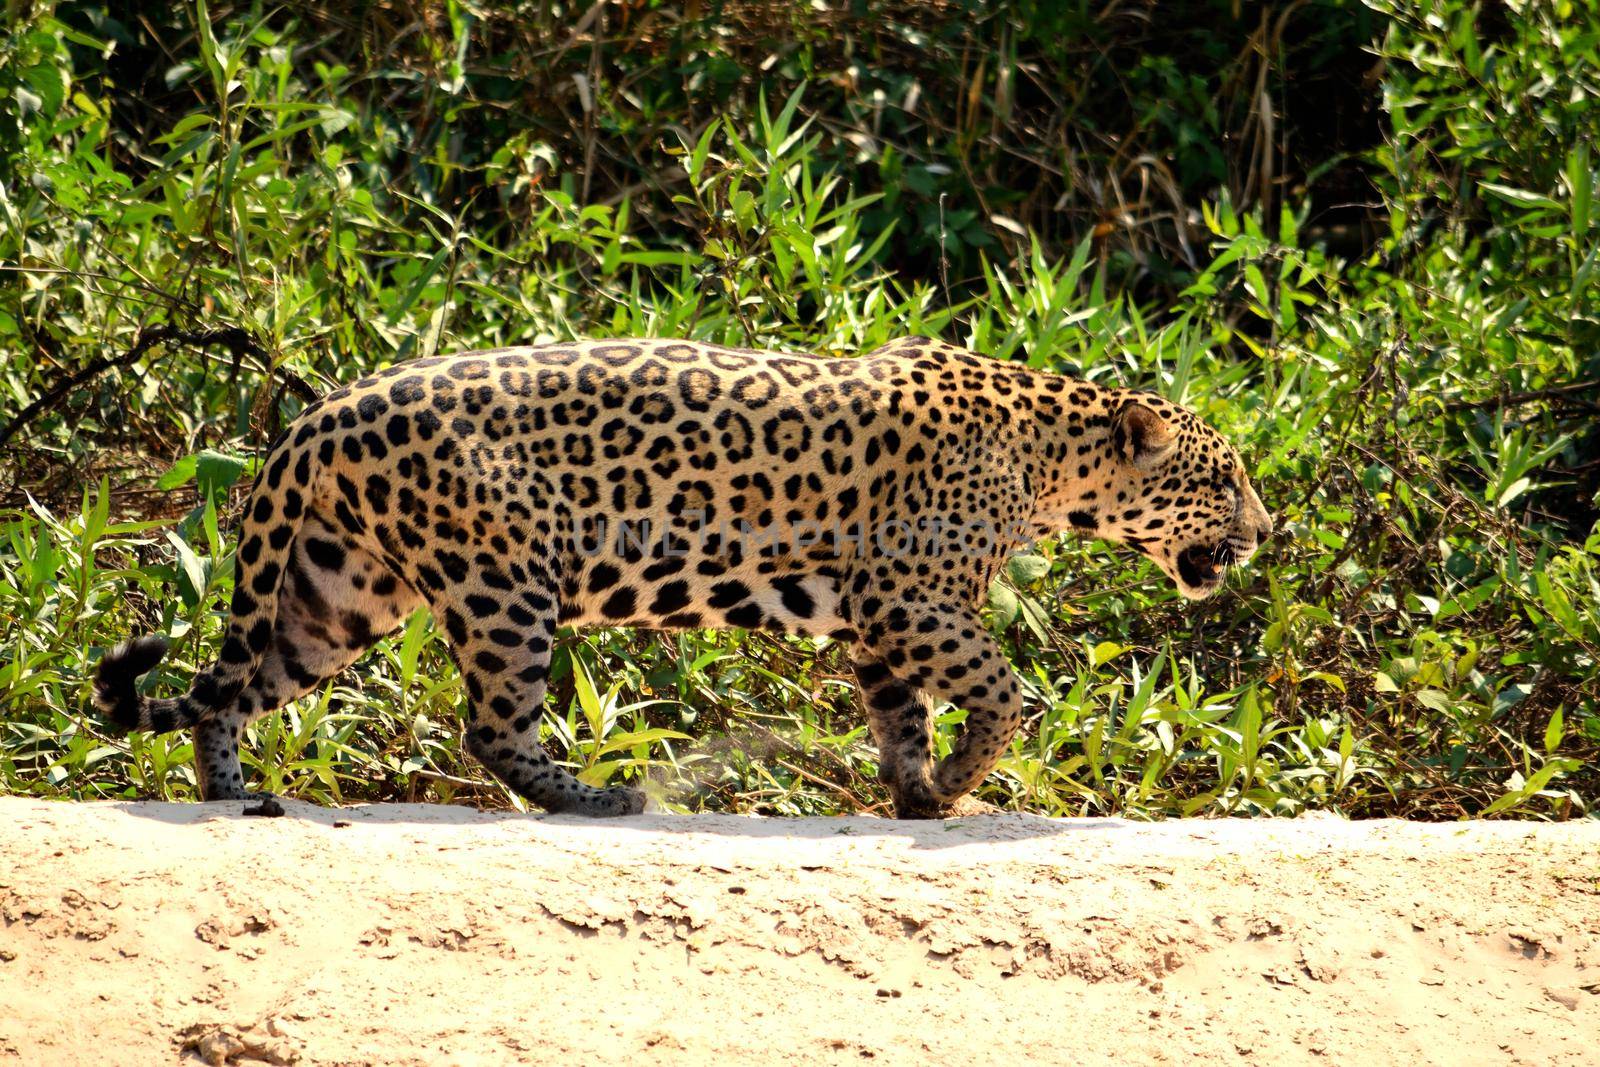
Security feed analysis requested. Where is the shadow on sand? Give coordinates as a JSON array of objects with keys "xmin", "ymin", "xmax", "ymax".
[{"xmin": 114, "ymin": 796, "xmax": 1126, "ymax": 851}]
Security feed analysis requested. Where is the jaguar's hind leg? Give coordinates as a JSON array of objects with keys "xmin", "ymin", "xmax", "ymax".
[
  {"xmin": 852, "ymin": 651, "xmax": 941, "ymax": 817},
  {"xmin": 196, "ymin": 517, "xmax": 422, "ymax": 800}
]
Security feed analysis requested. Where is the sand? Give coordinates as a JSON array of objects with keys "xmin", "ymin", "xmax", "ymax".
[{"xmin": 0, "ymin": 796, "xmax": 1597, "ymax": 1065}]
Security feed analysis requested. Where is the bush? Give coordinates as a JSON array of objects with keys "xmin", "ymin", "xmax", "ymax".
[{"xmin": 0, "ymin": 0, "xmax": 1594, "ymax": 817}]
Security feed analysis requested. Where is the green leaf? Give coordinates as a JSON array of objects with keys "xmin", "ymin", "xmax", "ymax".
[
  {"xmin": 1018, "ymin": 595, "xmax": 1053, "ymax": 643},
  {"xmin": 165, "ymin": 530, "xmax": 210, "ymax": 606},
  {"xmin": 1495, "ymin": 476, "xmax": 1531, "ymax": 508},
  {"xmin": 686, "ymin": 120, "xmax": 718, "ymax": 184},
  {"xmin": 1092, "ymin": 641, "xmax": 1129, "ymax": 667},
  {"xmin": 387, "ymin": 243, "xmax": 454, "ymax": 327},
  {"xmin": 1303, "ymin": 671, "xmax": 1346, "ymax": 693},
  {"xmin": 1007, "ymin": 554, "xmax": 1051, "ymax": 584},
  {"xmin": 156, "ymin": 449, "xmax": 249, "ymax": 501},
  {"xmin": 986, "ymin": 583, "xmax": 1020, "ymax": 628},
  {"xmin": 195, "ymin": 0, "xmax": 226, "ymax": 100},
  {"xmin": 571, "ymin": 653, "xmax": 604, "ymax": 740},
  {"xmin": 155, "ymin": 455, "xmax": 199, "ymax": 491},
  {"xmin": 1544, "ymin": 708, "xmax": 1565, "ymax": 754},
  {"xmin": 398, "ymin": 608, "xmax": 431, "ymax": 690},
  {"xmin": 196, "ymin": 450, "xmax": 248, "ymax": 498},
  {"xmin": 1569, "ymin": 143, "xmax": 1593, "ymax": 236},
  {"xmin": 1478, "ymin": 182, "xmax": 1561, "ymax": 213},
  {"xmin": 1244, "ymin": 264, "xmax": 1271, "ymax": 309},
  {"xmin": 577, "ymin": 762, "xmax": 625, "ymax": 787},
  {"xmin": 621, "ymin": 251, "xmax": 696, "ymax": 269},
  {"xmin": 1480, "ymin": 760, "xmax": 1579, "ymax": 817},
  {"xmin": 1415, "ymin": 689, "xmax": 1452, "ymax": 713},
  {"xmin": 82, "ymin": 475, "xmax": 111, "ymax": 552},
  {"xmin": 22, "ymin": 64, "xmax": 65, "ymax": 119},
  {"xmin": 593, "ymin": 728, "xmax": 693, "ymax": 759}
]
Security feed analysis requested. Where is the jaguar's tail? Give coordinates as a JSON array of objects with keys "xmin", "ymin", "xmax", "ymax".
[
  {"xmin": 95, "ymin": 433, "xmax": 318, "ymax": 734},
  {"xmin": 92, "ymin": 634, "xmax": 202, "ymax": 733}
]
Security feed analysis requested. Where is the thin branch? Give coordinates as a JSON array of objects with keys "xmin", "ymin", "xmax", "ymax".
[
  {"xmin": 0, "ymin": 325, "xmax": 304, "ymax": 449},
  {"xmin": 1442, "ymin": 380, "xmax": 1600, "ymax": 413}
]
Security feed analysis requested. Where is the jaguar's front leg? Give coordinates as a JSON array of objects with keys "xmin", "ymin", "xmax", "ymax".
[{"xmin": 856, "ymin": 602, "xmax": 1024, "ymax": 817}]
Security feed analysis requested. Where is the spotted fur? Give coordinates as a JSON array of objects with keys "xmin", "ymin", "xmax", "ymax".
[{"xmin": 94, "ymin": 336, "xmax": 1271, "ymax": 817}]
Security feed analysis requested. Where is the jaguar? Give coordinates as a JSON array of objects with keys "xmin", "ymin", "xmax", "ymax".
[{"xmin": 95, "ymin": 336, "xmax": 1271, "ymax": 817}]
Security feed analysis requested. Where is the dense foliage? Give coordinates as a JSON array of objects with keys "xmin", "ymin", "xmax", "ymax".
[{"xmin": 1, "ymin": 0, "xmax": 1595, "ymax": 818}]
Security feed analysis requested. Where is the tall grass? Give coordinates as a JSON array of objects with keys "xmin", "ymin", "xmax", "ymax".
[{"xmin": 0, "ymin": 1, "xmax": 1595, "ymax": 817}]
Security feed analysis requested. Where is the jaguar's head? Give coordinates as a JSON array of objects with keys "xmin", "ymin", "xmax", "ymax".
[{"xmin": 1080, "ymin": 394, "xmax": 1273, "ymax": 600}]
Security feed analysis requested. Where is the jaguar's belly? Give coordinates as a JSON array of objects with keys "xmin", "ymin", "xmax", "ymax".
[{"xmin": 561, "ymin": 558, "xmax": 852, "ymax": 639}]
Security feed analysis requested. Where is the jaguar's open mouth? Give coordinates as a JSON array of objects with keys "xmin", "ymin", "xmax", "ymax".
[{"xmin": 1177, "ymin": 542, "xmax": 1233, "ymax": 588}]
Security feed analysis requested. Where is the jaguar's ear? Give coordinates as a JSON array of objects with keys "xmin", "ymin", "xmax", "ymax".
[{"xmin": 1113, "ymin": 401, "xmax": 1176, "ymax": 471}]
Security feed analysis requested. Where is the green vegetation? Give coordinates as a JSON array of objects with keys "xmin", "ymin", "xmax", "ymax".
[{"xmin": 1, "ymin": 1, "xmax": 1595, "ymax": 818}]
